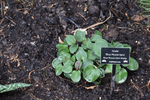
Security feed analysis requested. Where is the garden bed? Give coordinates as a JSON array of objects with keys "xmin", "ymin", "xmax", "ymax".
[{"xmin": 0, "ymin": 0, "xmax": 150, "ymax": 99}]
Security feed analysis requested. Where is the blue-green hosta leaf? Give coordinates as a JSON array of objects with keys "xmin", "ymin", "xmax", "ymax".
[
  {"xmin": 91, "ymin": 34, "xmax": 103, "ymax": 42},
  {"xmin": 105, "ymin": 64, "xmax": 113, "ymax": 73},
  {"xmin": 75, "ymin": 60, "xmax": 82, "ymax": 70},
  {"xmin": 62, "ymin": 64, "xmax": 73, "ymax": 73},
  {"xmin": 115, "ymin": 68, "xmax": 127, "ymax": 84},
  {"xmin": 93, "ymin": 40, "xmax": 108, "ymax": 56},
  {"xmin": 63, "ymin": 59, "xmax": 74, "ymax": 66},
  {"xmin": 87, "ymin": 50, "xmax": 96, "ymax": 60},
  {"xmin": 57, "ymin": 48, "xmax": 69, "ymax": 54},
  {"xmin": 113, "ymin": 42, "xmax": 123, "ymax": 48},
  {"xmin": 108, "ymin": 40, "xmax": 114, "ymax": 47},
  {"xmin": 56, "ymin": 43, "xmax": 68, "ymax": 50},
  {"xmin": 123, "ymin": 44, "xmax": 132, "ymax": 52},
  {"xmin": 83, "ymin": 65, "xmax": 100, "ymax": 82},
  {"xmin": 94, "ymin": 30, "xmax": 102, "ymax": 37},
  {"xmin": 69, "ymin": 44, "xmax": 78, "ymax": 54},
  {"xmin": 82, "ymin": 39, "xmax": 93, "ymax": 49},
  {"xmin": 71, "ymin": 54, "xmax": 76, "ymax": 62},
  {"xmin": 75, "ymin": 30, "xmax": 86, "ymax": 42},
  {"xmin": 65, "ymin": 35, "xmax": 76, "ymax": 45},
  {"xmin": 94, "ymin": 78, "xmax": 102, "ymax": 85},
  {"xmin": 105, "ymin": 64, "xmax": 121, "ymax": 74},
  {"xmin": 116, "ymin": 64, "xmax": 122, "ymax": 74},
  {"xmin": 97, "ymin": 64, "xmax": 106, "ymax": 68},
  {"xmin": 71, "ymin": 70, "xmax": 81, "ymax": 83},
  {"xmin": 55, "ymin": 64, "xmax": 63, "ymax": 76},
  {"xmin": 57, "ymin": 50, "xmax": 71, "ymax": 59},
  {"xmin": 0, "ymin": 83, "xmax": 32, "ymax": 93},
  {"xmin": 52, "ymin": 57, "xmax": 64, "ymax": 68},
  {"xmin": 64, "ymin": 73, "xmax": 72, "ymax": 78},
  {"xmin": 99, "ymin": 68, "xmax": 105, "ymax": 78},
  {"xmin": 76, "ymin": 47, "xmax": 87, "ymax": 61},
  {"xmin": 82, "ymin": 59, "xmax": 93, "ymax": 70},
  {"xmin": 127, "ymin": 57, "xmax": 139, "ymax": 71},
  {"xmin": 108, "ymin": 43, "xmax": 114, "ymax": 47}
]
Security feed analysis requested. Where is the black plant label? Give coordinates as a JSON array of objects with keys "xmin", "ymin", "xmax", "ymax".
[{"xmin": 101, "ymin": 47, "xmax": 130, "ymax": 64}]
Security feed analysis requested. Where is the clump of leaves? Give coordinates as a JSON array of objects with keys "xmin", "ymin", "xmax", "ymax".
[{"xmin": 52, "ymin": 30, "xmax": 139, "ymax": 84}]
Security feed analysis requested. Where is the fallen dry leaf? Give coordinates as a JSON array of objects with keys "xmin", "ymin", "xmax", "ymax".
[
  {"xmin": 24, "ymin": 10, "xmax": 29, "ymax": 14},
  {"xmin": 58, "ymin": 37, "xmax": 64, "ymax": 43},
  {"xmin": 84, "ymin": 85, "xmax": 97, "ymax": 89},
  {"xmin": 131, "ymin": 15, "xmax": 144, "ymax": 21}
]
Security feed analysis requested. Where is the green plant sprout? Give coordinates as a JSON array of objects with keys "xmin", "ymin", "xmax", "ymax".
[
  {"xmin": 0, "ymin": 83, "xmax": 32, "ymax": 93},
  {"xmin": 52, "ymin": 30, "xmax": 139, "ymax": 84},
  {"xmin": 138, "ymin": 0, "xmax": 150, "ymax": 18}
]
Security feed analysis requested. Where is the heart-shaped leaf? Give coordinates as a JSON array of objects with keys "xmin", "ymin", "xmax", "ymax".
[
  {"xmin": 56, "ymin": 43, "xmax": 68, "ymax": 50},
  {"xmin": 75, "ymin": 30, "xmax": 86, "ymax": 42},
  {"xmin": 71, "ymin": 70, "xmax": 81, "ymax": 83},
  {"xmin": 76, "ymin": 47, "xmax": 87, "ymax": 61},
  {"xmin": 83, "ymin": 65, "xmax": 100, "ymax": 82},
  {"xmin": 65, "ymin": 35, "xmax": 76, "ymax": 45},
  {"xmin": 105, "ymin": 64, "xmax": 113, "ymax": 73},
  {"xmin": 55, "ymin": 64, "xmax": 63, "ymax": 76},
  {"xmin": 52, "ymin": 57, "xmax": 63, "ymax": 68},
  {"xmin": 69, "ymin": 44, "xmax": 78, "ymax": 54},
  {"xmin": 113, "ymin": 42, "xmax": 123, "ymax": 48},
  {"xmin": 94, "ymin": 30, "xmax": 102, "ymax": 37},
  {"xmin": 115, "ymin": 68, "xmax": 127, "ymax": 84},
  {"xmin": 64, "ymin": 73, "xmax": 72, "ymax": 78},
  {"xmin": 93, "ymin": 40, "xmax": 108, "ymax": 56},
  {"xmin": 123, "ymin": 44, "xmax": 132, "ymax": 52},
  {"xmin": 87, "ymin": 50, "xmax": 96, "ymax": 60},
  {"xmin": 82, "ymin": 59, "xmax": 93, "ymax": 70},
  {"xmin": 71, "ymin": 54, "xmax": 76, "ymax": 62},
  {"xmin": 116, "ymin": 64, "xmax": 122, "ymax": 74},
  {"xmin": 94, "ymin": 78, "xmax": 102, "ymax": 85},
  {"xmin": 82, "ymin": 39, "xmax": 93, "ymax": 49},
  {"xmin": 97, "ymin": 64, "xmax": 106, "ymax": 68},
  {"xmin": 63, "ymin": 59, "xmax": 74, "ymax": 66},
  {"xmin": 99, "ymin": 68, "xmax": 105, "ymax": 78},
  {"xmin": 91, "ymin": 34, "xmax": 102, "ymax": 42},
  {"xmin": 127, "ymin": 57, "xmax": 139, "ymax": 71},
  {"xmin": 62, "ymin": 64, "xmax": 73, "ymax": 73},
  {"xmin": 57, "ymin": 50, "xmax": 71, "ymax": 59}
]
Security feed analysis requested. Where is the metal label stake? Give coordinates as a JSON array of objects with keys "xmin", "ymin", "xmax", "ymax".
[{"xmin": 110, "ymin": 65, "xmax": 116, "ymax": 100}]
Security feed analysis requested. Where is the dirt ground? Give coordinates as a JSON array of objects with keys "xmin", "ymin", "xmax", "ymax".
[{"xmin": 0, "ymin": 0, "xmax": 150, "ymax": 100}]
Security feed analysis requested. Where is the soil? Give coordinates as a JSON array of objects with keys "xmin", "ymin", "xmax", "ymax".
[{"xmin": 0, "ymin": 0, "xmax": 150, "ymax": 100}]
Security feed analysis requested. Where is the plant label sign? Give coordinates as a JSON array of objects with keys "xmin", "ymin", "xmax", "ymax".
[{"xmin": 101, "ymin": 47, "xmax": 130, "ymax": 64}]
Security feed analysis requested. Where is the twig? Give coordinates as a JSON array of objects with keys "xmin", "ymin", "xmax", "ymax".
[
  {"xmin": 77, "ymin": 12, "xmax": 87, "ymax": 21},
  {"xmin": 72, "ymin": 11, "xmax": 111, "ymax": 33},
  {"xmin": 28, "ymin": 70, "xmax": 36, "ymax": 82},
  {"xmin": 85, "ymin": 16, "xmax": 111, "ymax": 30}
]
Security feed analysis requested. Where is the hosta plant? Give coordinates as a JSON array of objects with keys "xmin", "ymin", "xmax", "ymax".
[{"xmin": 52, "ymin": 30, "xmax": 139, "ymax": 84}]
